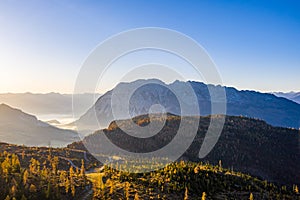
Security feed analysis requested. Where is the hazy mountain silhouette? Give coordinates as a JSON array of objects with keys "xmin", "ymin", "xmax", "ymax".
[
  {"xmin": 0, "ymin": 92, "xmax": 101, "ymax": 116},
  {"xmin": 0, "ymin": 104, "xmax": 80, "ymax": 147},
  {"xmin": 75, "ymin": 79, "xmax": 300, "ymax": 133},
  {"xmin": 274, "ymin": 91, "xmax": 300, "ymax": 104}
]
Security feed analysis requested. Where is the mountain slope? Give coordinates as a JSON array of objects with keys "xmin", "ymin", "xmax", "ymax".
[
  {"xmin": 75, "ymin": 79, "xmax": 300, "ymax": 133},
  {"xmin": 274, "ymin": 92, "xmax": 300, "ymax": 104},
  {"xmin": 93, "ymin": 161, "xmax": 300, "ymax": 200},
  {"xmin": 0, "ymin": 104, "xmax": 80, "ymax": 147},
  {"xmin": 0, "ymin": 143, "xmax": 298, "ymax": 200},
  {"xmin": 71, "ymin": 114, "xmax": 300, "ymax": 186}
]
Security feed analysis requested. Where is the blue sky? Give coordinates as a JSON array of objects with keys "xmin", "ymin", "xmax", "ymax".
[{"xmin": 0, "ymin": 0, "xmax": 299, "ymax": 93}]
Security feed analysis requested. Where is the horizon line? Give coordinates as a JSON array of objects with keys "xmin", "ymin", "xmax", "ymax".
[{"xmin": 0, "ymin": 77, "xmax": 299, "ymax": 95}]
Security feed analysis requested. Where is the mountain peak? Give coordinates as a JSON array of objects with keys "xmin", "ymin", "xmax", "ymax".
[
  {"xmin": 0, "ymin": 103, "xmax": 19, "ymax": 112},
  {"xmin": 75, "ymin": 79, "xmax": 300, "ymax": 133}
]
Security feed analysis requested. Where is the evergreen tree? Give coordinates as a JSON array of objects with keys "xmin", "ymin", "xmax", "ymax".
[
  {"xmin": 41, "ymin": 166, "xmax": 48, "ymax": 180},
  {"xmin": 21, "ymin": 150, "xmax": 25, "ymax": 160},
  {"xmin": 23, "ymin": 170, "xmax": 29, "ymax": 185},
  {"xmin": 125, "ymin": 182, "xmax": 130, "ymax": 200},
  {"xmin": 295, "ymin": 185, "xmax": 299, "ymax": 194},
  {"xmin": 21, "ymin": 195, "xmax": 27, "ymax": 200},
  {"xmin": 184, "ymin": 187, "xmax": 189, "ymax": 200},
  {"xmin": 29, "ymin": 184, "xmax": 37, "ymax": 193},
  {"xmin": 249, "ymin": 193, "xmax": 254, "ymax": 200},
  {"xmin": 106, "ymin": 179, "xmax": 114, "ymax": 194},
  {"xmin": 201, "ymin": 192, "xmax": 206, "ymax": 200},
  {"xmin": 11, "ymin": 155, "xmax": 20, "ymax": 173},
  {"xmin": 134, "ymin": 192, "xmax": 140, "ymax": 200},
  {"xmin": 80, "ymin": 159, "xmax": 85, "ymax": 176},
  {"xmin": 11, "ymin": 185, "xmax": 17, "ymax": 197},
  {"xmin": 71, "ymin": 185, "xmax": 76, "ymax": 197},
  {"xmin": 51, "ymin": 156, "xmax": 59, "ymax": 175},
  {"xmin": 2, "ymin": 156, "xmax": 12, "ymax": 175},
  {"xmin": 69, "ymin": 166, "xmax": 75, "ymax": 179},
  {"xmin": 65, "ymin": 178, "xmax": 70, "ymax": 194},
  {"xmin": 29, "ymin": 158, "xmax": 40, "ymax": 174},
  {"xmin": 98, "ymin": 174, "xmax": 105, "ymax": 190},
  {"xmin": 59, "ymin": 171, "xmax": 67, "ymax": 184}
]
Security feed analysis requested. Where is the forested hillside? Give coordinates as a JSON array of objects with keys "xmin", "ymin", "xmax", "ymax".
[
  {"xmin": 0, "ymin": 150, "xmax": 89, "ymax": 200},
  {"xmin": 91, "ymin": 161, "xmax": 300, "ymax": 199},
  {"xmin": 72, "ymin": 114, "xmax": 300, "ymax": 186},
  {"xmin": 0, "ymin": 142, "xmax": 299, "ymax": 199}
]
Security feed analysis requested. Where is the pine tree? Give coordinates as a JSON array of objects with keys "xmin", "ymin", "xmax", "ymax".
[
  {"xmin": 11, "ymin": 154, "xmax": 20, "ymax": 173},
  {"xmin": 80, "ymin": 159, "xmax": 85, "ymax": 176},
  {"xmin": 59, "ymin": 171, "xmax": 67, "ymax": 183},
  {"xmin": 21, "ymin": 195, "xmax": 27, "ymax": 200},
  {"xmin": 51, "ymin": 156, "xmax": 59, "ymax": 175},
  {"xmin": 184, "ymin": 187, "xmax": 189, "ymax": 200},
  {"xmin": 11, "ymin": 185, "xmax": 17, "ymax": 197},
  {"xmin": 295, "ymin": 185, "xmax": 299, "ymax": 194},
  {"xmin": 249, "ymin": 193, "xmax": 254, "ymax": 200},
  {"xmin": 1, "ymin": 156, "xmax": 12, "ymax": 175},
  {"xmin": 134, "ymin": 192, "xmax": 140, "ymax": 200},
  {"xmin": 65, "ymin": 178, "xmax": 70, "ymax": 194},
  {"xmin": 107, "ymin": 179, "xmax": 114, "ymax": 194},
  {"xmin": 68, "ymin": 165, "xmax": 77, "ymax": 197},
  {"xmin": 48, "ymin": 147, "xmax": 52, "ymax": 161},
  {"xmin": 69, "ymin": 166, "xmax": 75, "ymax": 179},
  {"xmin": 98, "ymin": 174, "xmax": 105, "ymax": 190},
  {"xmin": 125, "ymin": 182, "xmax": 130, "ymax": 200},
  {"xmin": 23, "ymin": 170, "xmax": 29, "ymax": 185},
  {"xmin": 21, "ymin": 150, "xmax": 25, "ymax": 160},
  {"xmin": 202, "ymin": 192, "xmax": 206, "ymax": 200},
  {"xmin": 29, "ymin": 158, "xmax": 40, "ymax": 174},
  {"xmin": 41, "ymin": 166, "xmax": 48, "ymax": 180},
  {"xmin": 29, "ymin": 184, "xmax": 37, "ymax": 193},
  {"xmin": 71, "ymin": 185, "xmax": 76, "ymax": 197}
]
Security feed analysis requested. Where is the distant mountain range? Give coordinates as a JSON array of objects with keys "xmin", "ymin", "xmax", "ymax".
[
  {"xmin": 0, "ymin": 104, "xmax": 80, "ymax": 147},
  {"xmin": 75, "ymin": 79, "xmax": 300, "ymax": 133},
  {"xmin": 0, "ymin": 92, "xmax": 101, "ymax": 116},
  {"xmin": 273, "ymin": 92, "xmax": 300, "ymax": 104}
]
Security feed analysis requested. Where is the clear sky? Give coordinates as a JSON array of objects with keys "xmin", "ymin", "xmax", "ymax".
[{"xmin": 0, "ymin": 0, "xmax": 299, "ymax": 93}]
